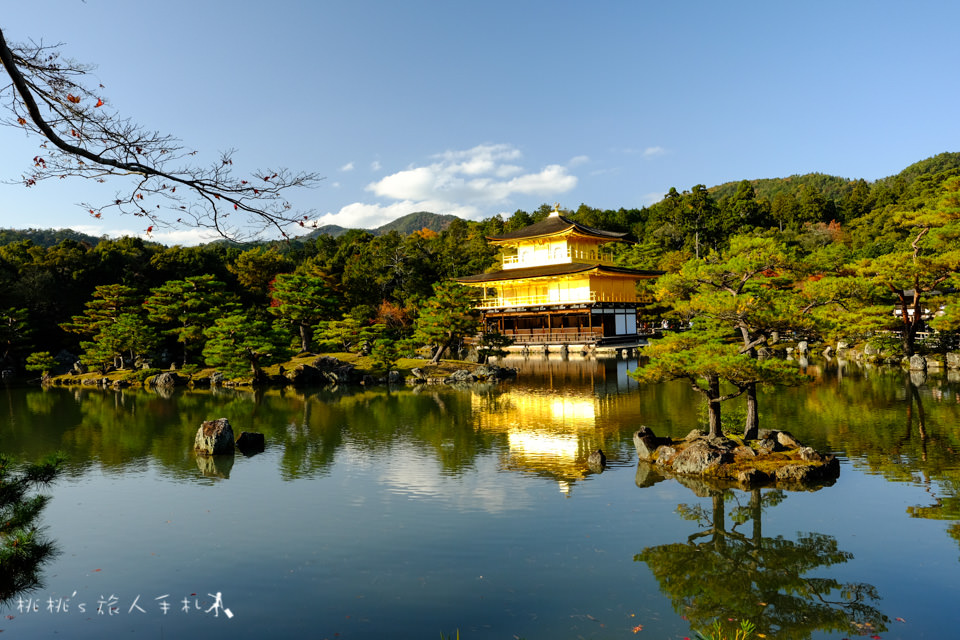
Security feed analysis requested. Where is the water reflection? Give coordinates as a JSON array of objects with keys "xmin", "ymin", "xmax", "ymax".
[{"xmin": 635, "ymin": 478, "xmax": 889, "ymax": 639}]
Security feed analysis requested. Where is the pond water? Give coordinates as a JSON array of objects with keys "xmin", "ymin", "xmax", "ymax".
[{"xmin": 1, "ymin": 355, "xmax": 959, "ymax": 639}]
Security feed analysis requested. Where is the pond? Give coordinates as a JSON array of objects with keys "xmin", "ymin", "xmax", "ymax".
[{"xmin": 1, "ymin": 355, "xmax": 959, "ymax": 639}]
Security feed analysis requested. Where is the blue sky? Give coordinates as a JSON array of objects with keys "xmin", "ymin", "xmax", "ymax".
[{"xmin": 2, "ymin": 1, "xmax": 958, "ymax": 245}]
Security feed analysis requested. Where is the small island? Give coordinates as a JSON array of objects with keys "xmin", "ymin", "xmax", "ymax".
[{"xmin": 633, "ymin": 425, "xmax": 840, "ymax": 488}]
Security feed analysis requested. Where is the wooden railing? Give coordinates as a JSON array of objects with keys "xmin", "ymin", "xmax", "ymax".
[
  {"xmin": 501, "ymin": 328, "xmax": 605, "ymax": 344},
  {"xmin": 499, "ymin": 248, "xmax": 615, "ymax": 268}
]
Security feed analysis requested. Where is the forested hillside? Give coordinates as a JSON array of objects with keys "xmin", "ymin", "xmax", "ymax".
[{"xmin": 1, "ymin": 152, "xmax": 958, "ymax": 379}]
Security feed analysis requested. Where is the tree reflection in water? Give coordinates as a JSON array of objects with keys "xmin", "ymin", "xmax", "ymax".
[{"xmin": 635, "ymin": 471, "xmax": 889, "ymax": 639}]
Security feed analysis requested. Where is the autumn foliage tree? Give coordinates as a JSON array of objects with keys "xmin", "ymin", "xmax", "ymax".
[{"xmin": 0, "ymin": 26, "xmax": 319, "ymax": 240}]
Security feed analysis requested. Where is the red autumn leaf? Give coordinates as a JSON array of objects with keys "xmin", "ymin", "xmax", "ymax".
[
  {"xmin": 66, "ymin": 94, "xmax": 81, "ymax": 104},
  {"xmin": 233, "ymin": 204, "xmax": 238, "ymax": 210},
  {"xmin": 136, "ymin": 193, "xmax": 143, "ymax": 200},
  {"xmin": 89, "ymin": 209, "xmax": 95, "ymax": 215},
  {"xmin": 171, "ymin": 187, "xmax": 176, "ymax": 193},
  {"xmin": 214, "ymin": 194, "xmax": 220, "ymax": 200},
  {"xmin": 16, "ymin": 117, "xmax": 26, "ymax": 125},
  {"xmin": 253, "ymin": 189, "xmax": 259, "ymax": 194},
  {"xmin": 146, "ymin": 226, "xmax": 153, "ymax": 233},
  {"xmin": 241, "ymin": 180, "xmax": 248, "ymax": 184},
  {"xmin": 93, "ymin": 568, "xmax": 101, "ymax": 572},
  {"xmin": 895, "ymin": 618, "xmax": 905, "ymax": 622},
  {"xmin": 95, "ymin": 98, "xmax": 104, "ymax": 107}
]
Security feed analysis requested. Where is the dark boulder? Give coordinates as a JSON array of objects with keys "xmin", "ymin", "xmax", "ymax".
[{"xmin": 236, "ymin": 431, "xmax": 265, "ymax": 456}]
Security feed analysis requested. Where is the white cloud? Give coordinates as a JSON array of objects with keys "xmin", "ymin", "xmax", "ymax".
[
  {"xmin": 643, "ymin": 146, "xmax": 666, "ymax": 157},
  {"xmin": 316, "ymin": 144, "xmax": 579, "ymax": 230},
  {"xmin": 568, "ymin": 155, "xmax": 590, "ymax": 167},
  {"xmin": 70, "ymin": 224, "xmax": 222, "ymax": 247},
  {"xmin": 370, "ymin": 160, "xmax": 382, "ymax": 171},
  {"xmin": 340, "ymin": 162, "xmax": 355, "ymax": 172}
]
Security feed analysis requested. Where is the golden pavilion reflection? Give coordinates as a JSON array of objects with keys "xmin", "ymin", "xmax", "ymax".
[{"xmin": 472, "ymin": 389, "xmax": 619, "ymax": 493}]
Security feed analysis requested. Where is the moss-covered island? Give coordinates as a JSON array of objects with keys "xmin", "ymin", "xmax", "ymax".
[{"xmin": 633, "ymin": 425, "xmax": 840, "ymax": 489}]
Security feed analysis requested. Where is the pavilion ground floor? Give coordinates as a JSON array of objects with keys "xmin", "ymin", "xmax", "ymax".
[{"xmin": 480, "ymin": 302, "xmax": 657, "ymax": 346}]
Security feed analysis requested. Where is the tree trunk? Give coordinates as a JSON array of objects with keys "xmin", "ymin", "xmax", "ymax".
[
  {"xmin": 902, "ymin": 324, "xmax": 917, "ymax": 358},
  {"xmin": 299, "ymin": 323, "xmax": 310, "ymax": 353},
  {"xmin": 429, "ymin": 341, "xmax": 449, "ymax": 365},
  {"xmin": 706, "ymin": 375, "xmax": 722, "ymax": 438},
  {"xmin": 744, "ymin": 382, "xmax": 759, "ymax": 440}
]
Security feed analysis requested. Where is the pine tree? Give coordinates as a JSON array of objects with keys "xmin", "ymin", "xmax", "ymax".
[
  {"xmin": 1, "ymin": 453, "xmax": 62, "ymax": 605},
  {"xmin": 60, "ymin": 284, "xmax": 141, "ymax": 337},
  {"xmin": 144, "ymin": 274, "xmax": 238, "ymax": 365},
  {"xmin": 202, "ymin": 313, "xmax": 291, "ymax": 382},
  {"xmin": 413, "ymin": 282, "xmax": 479, "ymax": 365},
  {"xmin": 268, "ymin": 269, "xmax": 341, "ymax": 352}
]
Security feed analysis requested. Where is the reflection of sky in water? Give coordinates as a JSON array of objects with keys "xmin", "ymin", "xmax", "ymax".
[{"xmin": 2, "ymin": 366, "xmax": 960, "ymax": 639}]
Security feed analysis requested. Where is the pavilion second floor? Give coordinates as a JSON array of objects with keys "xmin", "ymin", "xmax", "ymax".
[{"xmin": 455, "ymin": 262, "xmax": 661, "ymax": 310}]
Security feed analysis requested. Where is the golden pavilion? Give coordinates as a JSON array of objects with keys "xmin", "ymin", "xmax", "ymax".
[{"xmin": 454, "ymin": 208, "xmax": 662, "ymax": 346}]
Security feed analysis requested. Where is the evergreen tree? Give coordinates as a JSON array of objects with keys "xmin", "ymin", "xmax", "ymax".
[
  {"xmin": 413, "ymin": 282, "xmax": 479, "ymax": 365},
  {"xmin": 655, "ymin": 235, "xmax": 809, "ymax": 438},
  {"xmin": 0, "ymin": 307, "xmax": 30, "ymax": 365},
  {"xmin": 269, "ymin": 269, "xmax": 342, "ymax": 352},
  {"xmin": 853, "ymin": 176, "xmax": 960, "ymax": 356},
  {"xmin": 144, "ymin": 274, "xmax": 238, "ymax": 365},
  {"xmin": 1, "ymin": 453, "xmax": 62, "ymax": 605},
  {"xmin": 60, "ymin": 283, "xmax": 141, "ymax": 337},
  {"xmin": 79, "ymin": 313, "xmax": 159, "ymax": 372},
  {"xmin": 314, "ymin": 314, "xmax": 384, "ymax": 353},
  {"xmin": 202, "ymin": 313, "xmax": 291, "ymax": 382}
]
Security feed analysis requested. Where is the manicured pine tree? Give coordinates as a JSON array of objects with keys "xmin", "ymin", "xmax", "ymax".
[
  {"xmin": 654, "ymin": 235, "xmax": 809, "ymax": 439},
  {"xmin": 630, "ymin": 323, "xmax": 806, "ymax": 438},
  {"xmin": 853, "ymin": 175, "xmax": 960, "ymax": 356},
  {"xmin": 202, "ymin": 313, "xmax": 291, "ymax": 383},
  {"xmin": 143, "ymin": 274, "xmax": 238, "ymax": 365},
  {"xmin": 268, "ymin": 268, "xmax": 341, "ymax": 353},
  {"xmin": 79, "ymin": 312, "xmax": 159, "ymax": 372},
  {"xmin": 413, "ymin": 281, "xmax": 479, "ymax": 365},
  {"xmin": 60, "ymin": 284, "xmax": 141, "ymax": 337}
]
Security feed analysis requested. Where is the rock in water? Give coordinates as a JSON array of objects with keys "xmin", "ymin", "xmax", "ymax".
[
  {"xmin": 587, "ymin": 449, "xmax": 606, "ymax": 472},
  {"xmin": 195, "ymin": 418, "xmax": 235, "ymax": 455},
  {"xmin": 236, "ymin": 431, "xmax": 265, "ymax": 455}
]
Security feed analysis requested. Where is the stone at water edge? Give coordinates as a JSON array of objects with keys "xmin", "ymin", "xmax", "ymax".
[
  {"xmin": 633, "ymin": 426, "xmax": 662, "ymax": 460},
  {"xmin": 195, "ymin": 418, "xmax": 235, "ymax": 455}
]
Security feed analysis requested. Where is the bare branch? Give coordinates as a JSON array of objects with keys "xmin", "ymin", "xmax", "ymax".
[{"xmin": 0, "ymin": 27, "xmax": 322, "ymax": 241}]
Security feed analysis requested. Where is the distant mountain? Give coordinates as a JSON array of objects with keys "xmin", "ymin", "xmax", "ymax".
[
  {"xmin": 302, "ymin": 211, "xmax": 459, "ymax": 240},
  {"xmin": 0, "ymin": 227, "xmax": 103, "ymax": 248}
]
